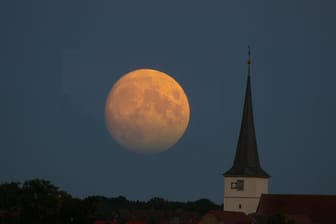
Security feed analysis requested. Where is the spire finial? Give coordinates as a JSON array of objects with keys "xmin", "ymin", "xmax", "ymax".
[{"xmin": 247, "ymin": 45, "xmax": 251, "ymax": 76}]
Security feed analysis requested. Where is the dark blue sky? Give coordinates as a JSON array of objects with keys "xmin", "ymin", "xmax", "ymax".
[{"xmin": 1, "ymin": 0, "xmax": 336, "ymax": 204}]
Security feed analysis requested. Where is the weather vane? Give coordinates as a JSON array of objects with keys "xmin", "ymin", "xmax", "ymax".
[
  {"xmin": 248, "ymin": 45, "xmax": 251, "ymax": 76},
  {"xmin": 248, "ymin": 45, "xmax": 251, "ymax": 65}
]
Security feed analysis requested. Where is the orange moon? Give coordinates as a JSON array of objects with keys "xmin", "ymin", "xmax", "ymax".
[{"xmin": 105, "ymin": 68, "xmax": 190, "ymax": 154}]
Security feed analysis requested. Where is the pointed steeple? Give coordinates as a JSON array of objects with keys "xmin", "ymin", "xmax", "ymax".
[{"xmin": 224, "ymin": 47, "xmax": 270, "ymax": 178}]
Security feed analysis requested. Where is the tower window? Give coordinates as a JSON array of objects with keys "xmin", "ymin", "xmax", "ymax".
[
  {"xmin": 231, "ymin": 180, "xmax": 244, "ymax": 191},
  {"xmin": 239, "ymin": 203, "xmax": 242, "ymax": 209},
  {"xmin": 236, "ymin": 180, "xmax": 244, "ymax": 191}
]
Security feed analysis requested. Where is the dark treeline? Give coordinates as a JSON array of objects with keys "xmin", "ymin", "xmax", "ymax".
[{"xmin": 0, "ymin": 179, "xmax": 221, "ymax": 224}]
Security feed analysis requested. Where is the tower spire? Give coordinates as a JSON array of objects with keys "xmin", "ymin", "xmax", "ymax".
[
  {"xmin": 248, "ymin": 45, "xmax": 251, "ymax": 77},
  {"xmin": 224, "ymin": 47, "xmax": 269, "ymax": 178},
  {"xmin": 223, "ymin": 49, "xmax": 269, "ymax": 214}
]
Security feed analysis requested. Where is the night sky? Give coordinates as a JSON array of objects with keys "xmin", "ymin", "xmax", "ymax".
[{"xmin": 1, "ymin": 1, "xmax": 336, "ymax": 204}]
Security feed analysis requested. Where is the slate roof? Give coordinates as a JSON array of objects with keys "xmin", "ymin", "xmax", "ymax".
[
  {"xmin": 206, "ymin": 210, "xmax": 255, "ymax": 224},
  {"xmin": 224, "ymin": 50, "xmax": 269, "ymax": 178},
  {"xmin": 256, "ymin": 194, "xmax": 336, "ymax": 224}
]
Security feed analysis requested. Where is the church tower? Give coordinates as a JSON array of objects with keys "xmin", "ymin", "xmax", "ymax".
[{"xmin": 223, "ymin": 47, "xmax": 270, "ymax": 214}]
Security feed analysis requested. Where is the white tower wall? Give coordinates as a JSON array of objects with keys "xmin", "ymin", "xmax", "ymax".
[{"xmin": 224, "ymin": 177, "xmax": 268, "ymax": 214}]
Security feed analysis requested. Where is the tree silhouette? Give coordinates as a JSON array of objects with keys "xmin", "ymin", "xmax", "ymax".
[
  {"xmin": 0, "ymin": 182, "xmax": 21, "ymax": 210},
  {"xmin": 0, "ymin": 179, "xmax": 220, "ymax": 223}
]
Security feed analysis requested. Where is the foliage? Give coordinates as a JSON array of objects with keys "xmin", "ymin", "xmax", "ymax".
[
  {"xmin": 0, "ymin": 179, "xmax": 220, "ymax": 223},
  {"xmin": 0, "ymin": 179, "xmax": 87, "ymax": 224},
  {"xmin": 0, "ymin": 182, "xmax": 21, "ymax": 209}
]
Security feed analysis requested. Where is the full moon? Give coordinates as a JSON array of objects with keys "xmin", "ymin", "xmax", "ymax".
[{"xmin": 105, "ymin": 68, "xmax": 190, "ymax": 154}]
